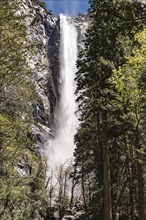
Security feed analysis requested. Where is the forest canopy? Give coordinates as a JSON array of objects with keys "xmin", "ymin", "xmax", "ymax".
[{"xmin": 74, "ymin": 0, "xmax": 146, "ymax": 219}]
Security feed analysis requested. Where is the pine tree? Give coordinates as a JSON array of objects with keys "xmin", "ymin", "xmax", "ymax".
[
  {"xmin": 110, "ymin": 28, "xmax": 146, "ymax": 219},
  {"xmin": 74, "ymin": 0, "xmax": 145, "ymax": 219}
]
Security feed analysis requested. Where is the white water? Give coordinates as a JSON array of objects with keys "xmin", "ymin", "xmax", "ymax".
[{"xmin": 48, "ymin": 15, "xmax": 78, "ymax": 168}]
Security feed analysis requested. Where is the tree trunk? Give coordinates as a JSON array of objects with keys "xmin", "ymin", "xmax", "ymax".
[
  {"xmin": 70, "ymin": 176, "xmax": 75, "ymax": 207},
  {"xmin": 137, "ymin": 161, "xmax": 146, "ymax": 220},
  {"xmin": 63, "ymin": 172, "xmax": 67, "ymax": 198},
  {"xmin": 81, "ymin": 165, "xmax": 87, "ymax": 207},
  {"xmin": 70, "ymin": 166, "xmax": 76, "ymax": 207},
  {"xmin": 128, "ymin": 161, "xmax": 134, "ymax": 219},
  {"xmin": 101, "ymin": 110, "xmax": 112, "ymax": 220},
  {"xmin": 135, "ymin": 132, "xmax": 146, "ymax": 220}
]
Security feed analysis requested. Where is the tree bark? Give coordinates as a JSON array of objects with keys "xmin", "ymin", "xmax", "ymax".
[
  {"xmin": 63, "ymin": 172, "xmax": 67, "ymax": 198},
  {"xmin": 128, "ymin": 161, "xmax": 134, "ymax": 219},
  {"xmin": 70, "ymin": 166, "xmax": 76, "ymax": 207},
  {"xmin": 137, "ymin": 161, "xmax": 146, "ymax": 220},
  {"xmin": 135, "ymin": 131, "xmax": 146, "ymax": 220},
  {"xmin": 70, "ymin": 176, "xmax": 75, "ymax": 207},
  {"xmin": 81, "ymin": 165, "xmax": 87, "ymax": 207},
  {"xmin": 101, "ymin": 110, "xmax": 112, "ymax": 220}
]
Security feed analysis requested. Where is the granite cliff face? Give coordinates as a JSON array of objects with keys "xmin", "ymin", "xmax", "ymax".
[{"xmin": 23, "ymin": 0, "xmax": 89, "ymax": 154}]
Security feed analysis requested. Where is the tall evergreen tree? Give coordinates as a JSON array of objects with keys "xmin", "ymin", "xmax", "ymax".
[
  {"xmin": 74, "ymin": 0, "xmax": 145, "ymax": 219},
  {"xmin": 110, "ymin": 28, "xmax": 146, "ymax": 219}
]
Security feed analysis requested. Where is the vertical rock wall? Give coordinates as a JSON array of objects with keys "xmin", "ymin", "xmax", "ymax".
[{"xmin": 23, "ymin": 0, "xmax": 89, "ymax": 153}]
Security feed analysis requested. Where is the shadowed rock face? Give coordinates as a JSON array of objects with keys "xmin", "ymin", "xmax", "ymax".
[{"xmin": 21, "ymin": 0, "xmax": 89, "ymax": 157}]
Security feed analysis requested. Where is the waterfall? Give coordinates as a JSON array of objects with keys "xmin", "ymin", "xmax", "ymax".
[{"xmin": 48, "ymin": 15, "xmax": 78, "ymax": 167}]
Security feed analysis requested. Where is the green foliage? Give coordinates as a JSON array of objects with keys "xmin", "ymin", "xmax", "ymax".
[
  {"xmin": 74, "ymin": 0, "xmax": 146, "ymax": 218},
  {"xmin": 0, "ymin": 0, "xmax": 49, "ymax": 219}
]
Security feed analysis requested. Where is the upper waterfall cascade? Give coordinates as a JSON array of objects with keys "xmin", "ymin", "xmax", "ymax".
[{"xmin": 48, "ymin": 15, "xmax": 79, "ymax": 167}]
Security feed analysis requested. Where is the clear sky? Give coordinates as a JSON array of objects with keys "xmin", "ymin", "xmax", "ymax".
[{"xmin": 44, "ymin": 0, "xmax": 89, "ymax": 17}]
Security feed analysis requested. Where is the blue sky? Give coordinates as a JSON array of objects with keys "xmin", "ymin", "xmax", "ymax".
[{"xmin": 44, "ymin": 0, "xmax": 89, "ymax": 17}]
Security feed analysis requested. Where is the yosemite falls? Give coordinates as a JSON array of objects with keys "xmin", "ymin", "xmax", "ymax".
[{"xmin": 48, "ymin": 15, "xmax": 79, "ymax": 167}]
